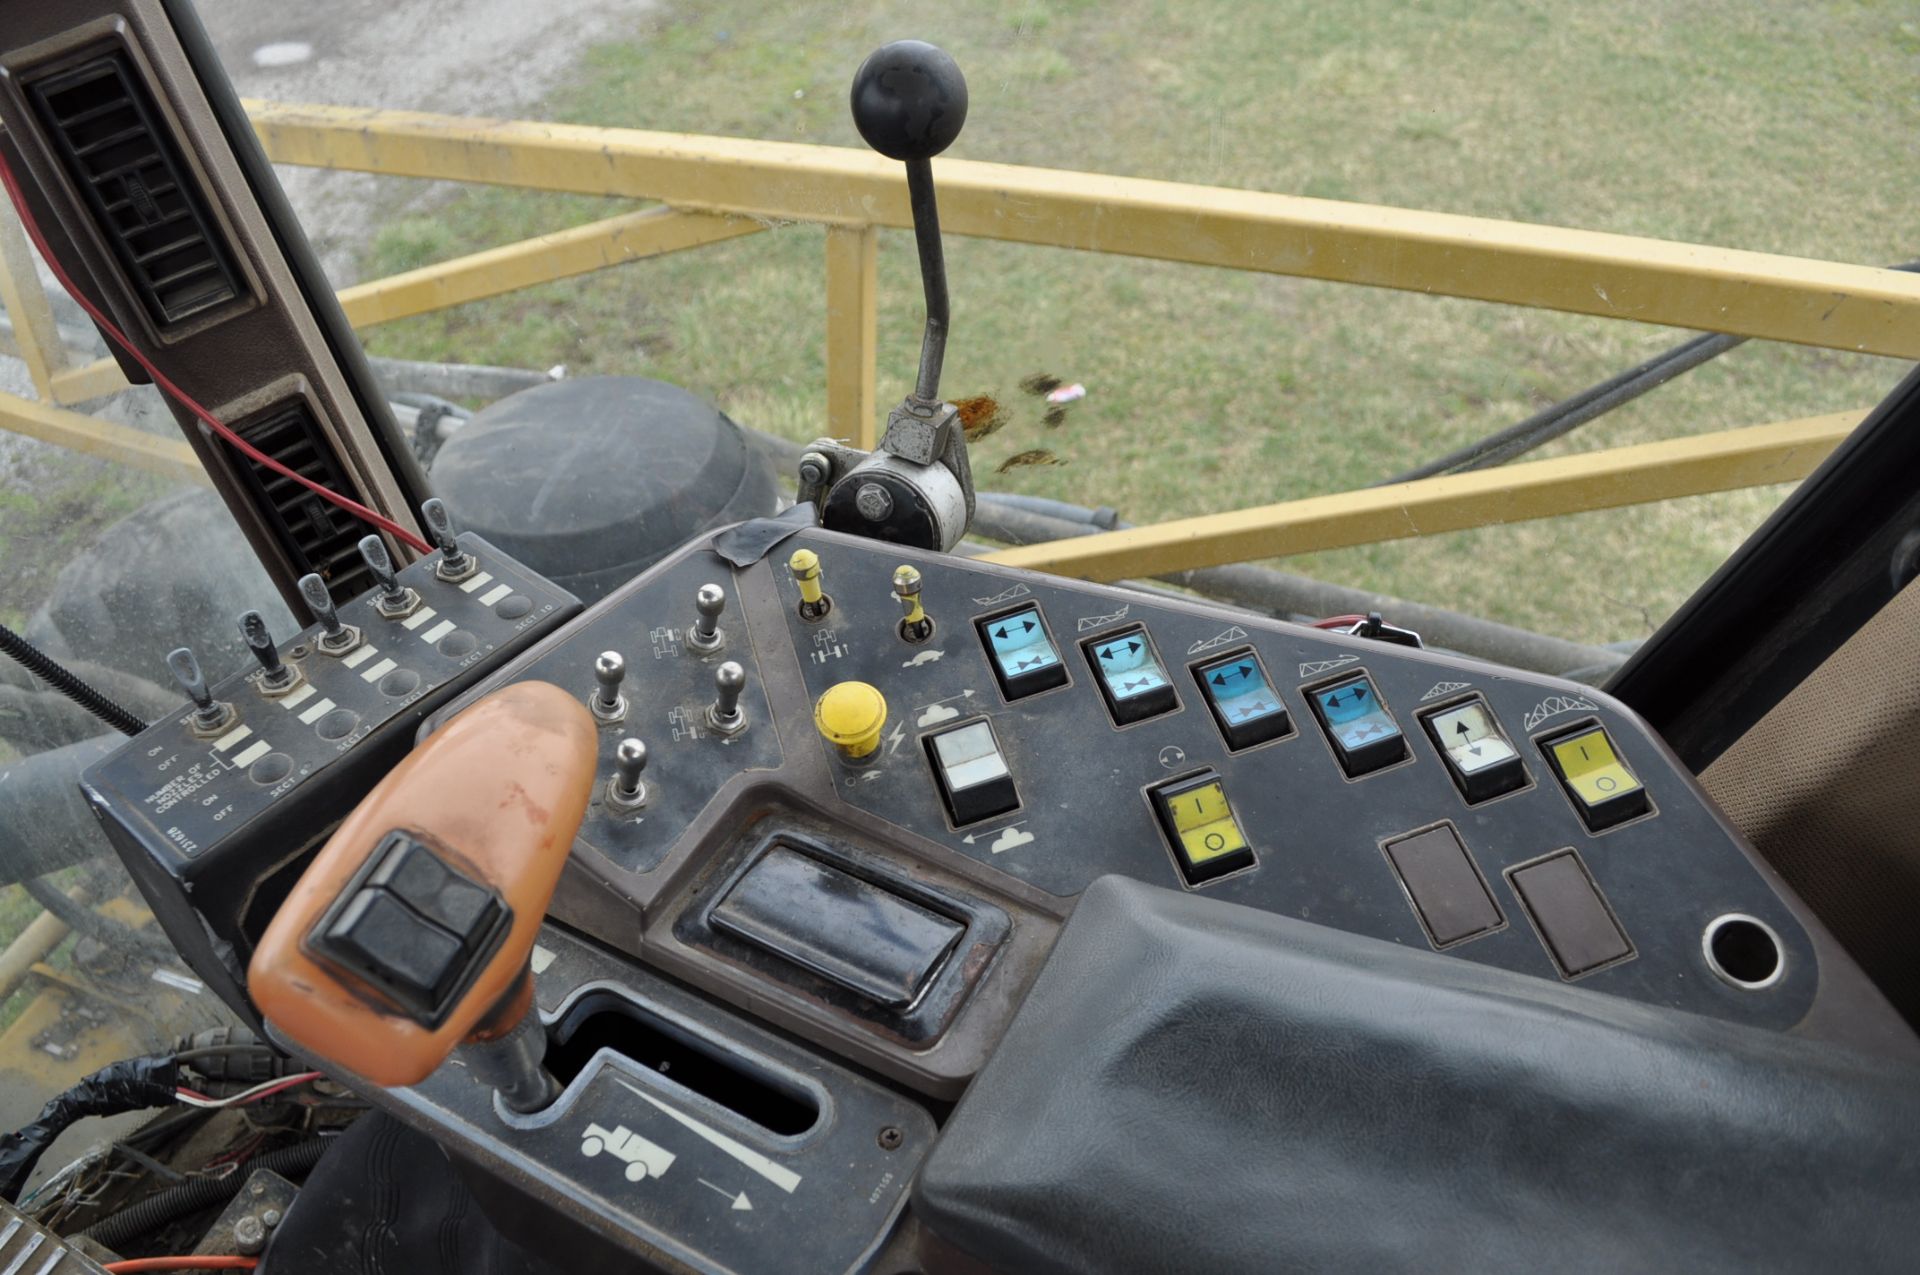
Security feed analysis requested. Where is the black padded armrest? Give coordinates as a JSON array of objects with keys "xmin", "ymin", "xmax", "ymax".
[{"xmin": 916, "ymin": 876, "xmax": 1920, "ymax": 1274}]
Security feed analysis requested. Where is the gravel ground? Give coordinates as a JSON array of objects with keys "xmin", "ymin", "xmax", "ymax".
[{"xmin": 194, "ymin": 0, "xmax": 648, "ymax": 282}]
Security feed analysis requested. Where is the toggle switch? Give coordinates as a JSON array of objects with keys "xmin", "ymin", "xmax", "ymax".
[
  {"xmin": 590, "ymin": 651, "xmax": 628, "ymax": 723},
  {"xmin": 239, "ymin": 610, "xmax": 300, "ymax": 695},
  {"xmin": 687, "ymin": 583, "xmax": 726, "ymax": 653},
  {"xmin": 1084, "ymin": 626, "xmax": 1178, "ymax": 725},
  {"xmin": 1541, "ymin": 723, "xmax": 1651, "ymax": 831},
  {"xmin": 707, "ymin": 660, "xmax": 747, "ymax": 736},
  {"xmin": 894, "ymin": 565, "xmax": 934, "ymax": 643},
  {"xmin": 1308, "ymin": 672, "xmax": 1407, "ymax": 777},
  {"xmin": 977, "ymin": 605, "xmax": 1068, "ymax": 700},
  {"xmin": 421, "ymin": 498, "xmax": 476, "ymax": 582},
  {"xmin": 1422, "ymin": 697, "xmax": 1527, "ymax": 803},
  {"xmin": 815, "ymin": 681, "xmax": 887, "ymax": 761},
  {"xmin": 1149, "ymin": 770, "xmax": 1255, "ymax": 886},
  {"xmin": 925, "ymin": 718, "xmax": 1019, "ymax": 825},
  {"xmin": 1194, "ymin": 649, "xmax": 1290, "ymax": 750},
  {"xmin": 790, "ymin": 548, "xmax": 832, "ymax": 621},
  {"xmin": 607, "ymin": 737, "xmax": 648, "ymax": 812},
  {"xmin": 166, "ymin": 646, "xmax": 236, "ymax": 736},
  {"xmin": 358, "ymin": 535, "xmax": 420, "ymax": 619},
  {"xmin": 299, "ymin": 573, "xmax": 360, "ymax": 656}
]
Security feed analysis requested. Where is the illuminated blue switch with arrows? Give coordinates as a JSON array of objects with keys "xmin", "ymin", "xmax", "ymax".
[
  {"xmin": 1308, "ymin": 673, "xmax": 1408, "ymax": 777},
  {"xmin": 1083, "ymin": 626, "xmax": 1179, "ymax": 725},
  {"xmin": 1195, "ymin": 650, "xmax": 1291, "ymax": 750},
  {"xmin": 977, "ymin": 606, "xmax": 1070, "ymax": 699}
]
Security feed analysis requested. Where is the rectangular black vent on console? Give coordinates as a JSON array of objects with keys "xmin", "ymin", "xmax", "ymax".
[
  {"xmin": 24, "ymin": 50, "xmax": 242, "ymax": 328},
  {"xmin": 231, "ymin": 399, "xmax": 374, "ymax": 603}
]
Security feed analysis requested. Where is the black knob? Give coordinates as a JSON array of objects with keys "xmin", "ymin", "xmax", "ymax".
[
  {"xmin": 298, "ymin": 574, "xmax": 343, "ymax": 638},
  {"xmin": 850, "ymin": 40, "xmax": 968, "ymax": 161},
  {"xmin": 239, "ymin": 610, "xmax": 292, "ymax": 688}
]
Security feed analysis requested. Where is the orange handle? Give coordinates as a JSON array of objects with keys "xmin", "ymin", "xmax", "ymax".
[{"xmin": 248, "ymin": 681, "xmax": 596, "ymax": 1087}]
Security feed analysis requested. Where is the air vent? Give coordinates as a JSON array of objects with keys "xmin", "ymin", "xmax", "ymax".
[
  {"xmin": 231, "ymin": 399, "xmax": 374, "ymax": 603},
  {"xmin": 24, "ymin": 49, "xmax": 242, "ymax": 328}
]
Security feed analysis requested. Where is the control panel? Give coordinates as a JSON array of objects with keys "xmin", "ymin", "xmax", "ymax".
[
  {"xmin": 80, "ymin": 530, "xmax": 579, "ymax": 1015},
  {"xmin": 421, "ymin": 523, "xmax": 1885, "ymax": 1103}
]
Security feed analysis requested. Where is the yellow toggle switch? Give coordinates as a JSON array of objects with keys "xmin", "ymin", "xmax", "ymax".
[
  {"xmin": 815, "ymin": 681, "xmax": 888, "ymax": 760},
  {"xmin": 893, "ymin": 564, "xmax": 933, "ymax": 642},
  {"xmin": 789, "ymin": 548, "xmax": 831, "ymax": 620}
]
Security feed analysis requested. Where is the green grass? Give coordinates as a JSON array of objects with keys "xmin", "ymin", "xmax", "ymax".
[{"xmin": 356, "ymin": 0, "xmax": 1919, "ymax": 644}]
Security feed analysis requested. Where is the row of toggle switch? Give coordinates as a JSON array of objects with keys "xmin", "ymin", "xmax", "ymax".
[
  {"xmin": 583, "ymin": 582, "xmax": 749, "ymax": 818},
  {"xmin": 165, "ymin": 499, "xmax": 487, "ymax": 738},
  {"xmin": 962, "ymin": 595, "xmax": 1652, "ymax": 837}
]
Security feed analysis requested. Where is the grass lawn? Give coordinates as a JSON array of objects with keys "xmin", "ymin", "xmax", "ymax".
[{"xmin": 261, "ymin": 3, "xmax": 1920, "ymax": 644}]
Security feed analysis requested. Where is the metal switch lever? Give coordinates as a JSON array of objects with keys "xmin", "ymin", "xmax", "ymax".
[
  {"xmin": 688, "ymin": 583, "xmax": 726, "ymax": 652},
  {"xmin": 591, "ymin": 651, "xmax": 628, "ymax": 722},
  {"xmin": 421, "ymin": 498, "xmax": 475, "ymax": 581},
  {"xmin": 607, "ymin": 736, "xmax": 648, "ymax": 811},
  {"xmin": 894, "ymin": 564, "xmax": 933, "ymax": 642},
  {"xmin": 708, "ymin": 661, "xmax": 747, "ymax": 736},
  {"xmin": 167, "ymin": 646, "xmax": 235, "ymax": 736},
  {"xmin": 299, "ymin": 573, "xmax": 360, "ymax": 655},
  {"xmin": 358, "ymin": 535, "xmax": 419, "ymax": 618},
  {"xmin": 240, "ymin": 611, "xmax": 297, "ymax": 693}
]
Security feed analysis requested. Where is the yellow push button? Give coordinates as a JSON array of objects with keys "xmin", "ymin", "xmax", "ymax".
[
  {"xmin": 1544, "ymin": 725, "xmax": 1650, "ymax": 831},
  {"xmin": 815, "ymin": 681, "xmax": 888, "ymax": 760},
  {"xmin": 1149, "ymin": 771, "xmax": 1255, "ymax": 885}
]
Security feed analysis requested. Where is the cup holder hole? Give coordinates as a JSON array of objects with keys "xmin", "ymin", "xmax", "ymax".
[{"xmin": 1704, "ymin": 915, "xmax": 1782, "ymax": 989}]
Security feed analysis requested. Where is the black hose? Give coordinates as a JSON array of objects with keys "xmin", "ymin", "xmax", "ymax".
[
  {"xmin": 19, "ymin": 876, "xmax": 177, "ymax": 963},
  {"xmin": 0, "ymin": 622, "xmax": 146, "ymax": 737},
  {"xmin": 80, "ymin": 1137, "xmax": 330, "ymax": 1250},
  {"xmin": 1384, "ymin": 259, "xmax": 1920, "ymax": 485}
]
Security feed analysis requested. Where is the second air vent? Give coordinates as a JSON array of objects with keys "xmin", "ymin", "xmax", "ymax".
[
  {"xmin": 231, "ymin": 398, "xmax": 375, "ymax": 604},
  {"xmin": 24, "ymin": 48, "xmax": 243, "ymax": 328}
]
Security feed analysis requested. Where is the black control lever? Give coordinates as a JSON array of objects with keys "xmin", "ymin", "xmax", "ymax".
[
  {"xmin": 851, "ymin": 39, "xmax": 968, "ymax": 407},
  {"xmin": 798, "ymin": 41, "xmax": 977, "ymax": 551}
]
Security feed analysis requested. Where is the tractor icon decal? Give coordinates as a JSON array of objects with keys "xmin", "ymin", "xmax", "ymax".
[{"xmin": 579, "ymin": 1123, "xmax": 677, "ymax": 1182}]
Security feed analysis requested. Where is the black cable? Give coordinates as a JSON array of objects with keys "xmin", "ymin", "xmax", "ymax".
[
  {"xmin": 19, "ymin": 876, "xmax": 176, "ymax": 962},
  {"xmin": 0, "ymin": 1055, "xmax": 179, "ymax": 1202},
  {"xmin": 1383, "ymin": 259, "xmax": 1920, "ymax": 485},
  {"xmin": 80, "ymin": 1137, "xmax": 329, "ymax": 1250},
  {"xmin": 0, "ymin": 621, "xmax": 146, "ymax": 737}
]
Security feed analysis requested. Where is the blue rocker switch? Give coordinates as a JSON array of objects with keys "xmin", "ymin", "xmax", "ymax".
[
  {"xmin": 977, "ymin": 605, "xmax": 1069, "ymax": 700},
  {"xmin": 1308, "ymin": 672, "xmax": 1407, "ymax": 777},
  {"xmin": 1084, "ymin": 626, "xmax": 1179, "ymax": 725},
  {"xmin": 1194, "ymin": 650, "xmax": 1291, "ymax": 750}
]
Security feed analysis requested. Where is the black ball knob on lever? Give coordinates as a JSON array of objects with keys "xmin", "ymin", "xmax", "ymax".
[{"xmin": 850, "ymin": 40, "xmax": 969, "ymax": 163}]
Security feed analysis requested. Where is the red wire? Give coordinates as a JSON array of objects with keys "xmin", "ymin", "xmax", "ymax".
[
  {"xmin": 1311, "ymin": 614, "xmax": 1368, "ymax": 630},
  {"xmin": 103, "ymin": 1259, "xmax": 258, "ymax": 1273},
  {"xmin": 0, "ymin": 148, "xmax": 430, "ymax": 554}
]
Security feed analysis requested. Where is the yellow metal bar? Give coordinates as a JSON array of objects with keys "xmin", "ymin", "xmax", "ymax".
[
  {"xmin": 337, "ymin": 205, "xmax": 763, "ymax": 328},
  {"xmin": 48, "ymin": 355, "xmax": 133, "ymax": 405},
  {"xmin": 0, "ymin": 387, "xmax": 207, "ymax": 485},
  {"xmin": 984, "ymin": 409, "xmax": 1868, "ymax": 581},
  {"xmin": 244, "ymin": 101, "xmax": 1920, "ymax": 359},
  {"xmin": 0, "ymin": 204, "xmax": 67, "ymax": 399},
  {"xmin": 824, "ymin": 224, "xmax": 878, "ymax": 450}
]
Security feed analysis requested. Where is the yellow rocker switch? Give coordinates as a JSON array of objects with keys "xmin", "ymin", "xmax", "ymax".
[
  {"xmin": 1149, "ymin": 771, "xmax": 1255, "ymax": 886},
  {"xmin": 1542, "ymin": 723, "xmax": 1651, "ymax": 831}
]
